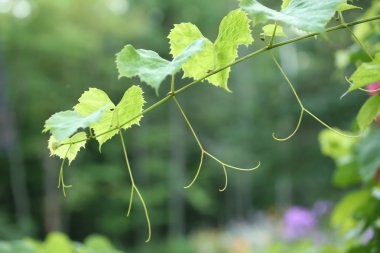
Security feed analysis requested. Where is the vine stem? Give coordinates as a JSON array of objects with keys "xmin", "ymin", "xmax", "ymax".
[
  {"xmin": 269, "ymin": 52, "xmax": 360, "ymax": 140},
  {"xmin": 118, "ymin": 129, "xmax": 151, "ymax": 242},
  {"xmin": 172, "ymin": 96, "xmax": 260, "ymax": 189},
  {"xmin": 339, "ymin": 12, "xmax": 374, "ymax": 61},
  {"xmin": 58, "ymin": 15, "xmax": 380, "ymax": 147}
]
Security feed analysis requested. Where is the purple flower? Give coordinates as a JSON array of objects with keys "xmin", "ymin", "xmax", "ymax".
[
  {"xmin": 363, "ymin": 228, "xmax": 374, "ymax": 244},
  {"xmin": 312, "ymin": 201, "xmax": 331, "ymax": 217},
  {"xmin": 283, "ymin": 206, "xmax": 317, "ymax": 240}
]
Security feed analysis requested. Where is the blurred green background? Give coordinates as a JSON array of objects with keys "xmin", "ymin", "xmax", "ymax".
[{"xmin": 0, "ymin": 0, "xmax": 377, "ymax": 252}]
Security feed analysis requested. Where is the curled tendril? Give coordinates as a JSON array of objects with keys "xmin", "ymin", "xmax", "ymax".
[
  {"xmin": 344, "ymin": 76, "xmax": 380, "ymax": 94},
  {"xmin": 219, "ymin": 165, "xmax": 228, "ymax": 192},
  {"xmin": 184, "ymin": 151, "xmax": 204, "ymax": 189},
  {"xmin": 272, "ymin": 109, "xmax": 304, "ymax": 141}
]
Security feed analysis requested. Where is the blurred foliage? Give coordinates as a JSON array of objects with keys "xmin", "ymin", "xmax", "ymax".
[
  {"xmin": 319, "ymin": 1, "xmax": 380, "ymax": 252},
  {"xmin": 0, "ymin": 232, "xmax": 123, "ymax": 253},
  {"xmin": 0, "ymin": 0, "xmax": 379, "ymax": 251}
]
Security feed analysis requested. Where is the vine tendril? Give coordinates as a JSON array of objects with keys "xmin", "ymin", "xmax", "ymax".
[
  {"xmin": 118, "ymin": 116, "xmax": 151, "ymax": 242},
  {"xmin": 172, "ymin": 96, "xmax": 260, "ymax": 190},
  {"xmin": 269, "ymin": 52, "xmax": 360, "ymax": 140}
]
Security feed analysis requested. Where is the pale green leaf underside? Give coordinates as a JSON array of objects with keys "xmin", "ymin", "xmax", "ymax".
[
  {"xmin": 348, "ymin": 53, "xmax": 380, "ymax": 92},
  {"xmin": 357, "ymin": 95, "xmax": 380, "ymax": 132},
  {"xmin": 74, "ymin": 86, "xmax": 145, "ymax": 150},
  {"xmin": 239, "ymin": 0, "xmax": 343, "ymax": 32},
  {"xmin": 262, "ymin": 24, "xmax": 287, "ymax": 37},
  {"xmin": 168, "ymin": 9, "xmax": 253, "ymax": 91},
  {"xmin": 116, "ymin": 38, "xmax": 205, "ymax": 92},
  {"xmin": 43, "ymin": 106, "xmax": 107, "ymax": 143},
  {"xmin": 48, "ymin": 132, "xmax": 87, "ymax": 164}
]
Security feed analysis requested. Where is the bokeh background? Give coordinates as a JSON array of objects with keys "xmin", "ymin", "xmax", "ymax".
[{"xmin": 0, "ymin": 0, "xmax": 377, "ymax": 252}]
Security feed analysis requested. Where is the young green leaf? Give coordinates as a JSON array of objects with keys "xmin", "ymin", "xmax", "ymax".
[
  {"xmin": 168, "ymin": 9, "xmax": 253, "ymax": 91},
  {"xmin": 48, "ymin": 132, "xmax": 87, "ymax": 164},
  {"xmin": 337, "ymin": 2, "xmax": 361, "ymax": 12},
  {"xmin": 116, "ymin": 38, "xmax": 205, "ymax": 92},
  {"xmin": 43, "ymin": 106, "xmax": 107, "ymax": 143},
  {"xmin": 239, "ymin": 0, "xmax": 343, "ymax": 32},
  {"xmin": 262, "ymin": 24, "xmax": 287, "ymax": 37},
  {"xmin": 356, "ymin": 95, "xmax": 380, "ymax": 132},
  {"xmin": 74, "ymin": 86, "xmax": 145, "ymax": 150},
  {"xmin": 347, "ymin": 53, "xmax": 380, "ymax": 92}
]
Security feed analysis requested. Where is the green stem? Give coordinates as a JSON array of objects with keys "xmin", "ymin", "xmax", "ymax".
[
  {"xmin": 339, "ymin": 12, "xmax": 374, "ymax": 61},
  {"xmin": 172, "ymin": 96, "xmax": 204, "ymax": 150},
  {"xmin": 268, "ymin": 22, "xmax": 278, "ymax": 48},
  {"xmin": 171, "ymin": 74, "xmax": 175, "ymax": 94}
]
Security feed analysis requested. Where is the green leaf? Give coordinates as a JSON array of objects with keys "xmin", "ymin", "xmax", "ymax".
[
  {"xmin": 333, "ymin": 161, "xmax": 360, "ymax": 187},
  {"xmin": 42, "ymin": 232, "xmax": 74, "ymax": 253},
  {"xmin": 168, "ymin": 9, "xmax": 253, "ymax": 91},
  {"xmin": 348, "ymin": 53, "xmax": 380, "ymax": 92},
  {"xmin": 84, "ymin": 235, "xmax": 123, "ymax": 253},
  {"xmin": 319, "ymin": 129, "xmax": 357, "ymax": 160},
  {"xmin": 331, "ymin": 189, "xmax": 370, "ymax": 235},
  {"xmin": 357, "ymin": 127, "xmax": 380, "ymax": 182},
  {"xmin": 356, "ymin": 95, "xmax": 380, "ymax": 132},
  {"xmin": 239, "ymin": 0, "xmax": 342, "ymax": 32},
  {"xmin": 337, "ymin": 2, "xmax": 361, "ymax": 12},
  {"xmin": 74, "ymin": 86, "xmax": 145, "ymax": 150},
  {"xmin": 116, "ymin": 38, "xmax": 205, "ymax": 92},
  {"xmin": 262, "ymin": 24, "xmax": 287, "ymax": 37},
  {"xmin": 43, "ymin": 107, "xmax": 107, "ymax": 143},
  {"xmin": 48, "ymin": 132, "xmax": 87, "ymax": 164}
]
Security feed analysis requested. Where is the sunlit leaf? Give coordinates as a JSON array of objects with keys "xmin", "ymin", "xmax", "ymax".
[
  {"xmin": 116, "ymin": 38, "xmax": 205, "ymax": 92},
  {"xmin": 168, "ymin": 9, "xmax": 253, "ymax": 91},
  {"xmin": 74, "ymin": 86, "xmax": 144, "ymax": 150},
  {"xmin": 356, "ymin": 95, "xmax": 380, "ymax": 132},
  {"xmin": 43, "ymin": 106, "xmax": 107, "ymax": 143},
  {"xmin": 348, "ymin": 53, "xmax": 380, "ymax": 92},
  {"xmin": 239, "ymin": 0, "xmax": 342, "ymax": 32},
  {"xmin": 262, "ymin": 24, "xmax": 287, "ymax": 37},
  {"xmin": 331, "ymin": 189, "xmax": 370, "ymax": 235},
  {"xmin": 48, "ymin": 132, "xmax": 87, "ymax": 164}
]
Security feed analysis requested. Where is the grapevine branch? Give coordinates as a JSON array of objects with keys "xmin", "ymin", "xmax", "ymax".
[
  {"xmin": 52, "ymin": 13, "xmax": 380, "ymax": 242},
  {"xmin": 57, "ymin": 14, "xmax": 380, "ymax": 148}
]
